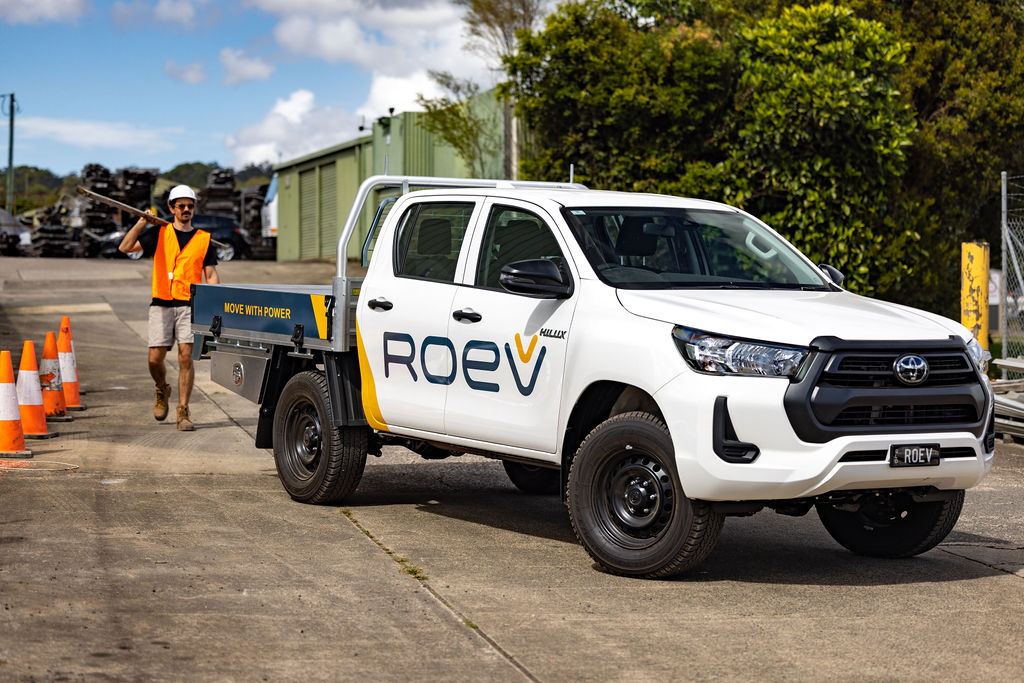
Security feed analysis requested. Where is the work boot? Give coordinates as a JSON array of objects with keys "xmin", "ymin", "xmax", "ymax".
[
  {"xmin": 176, "ymin": 404, "xmax": 194, "ymax": 431},
  {"xmin": 154, "ymin": 383, "xmax": 172, "ymax": 421}
]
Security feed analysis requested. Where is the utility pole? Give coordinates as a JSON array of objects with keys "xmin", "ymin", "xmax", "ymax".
[{"xmin": 4, "ymin": 92, "xmax": 14, "ymax": 213}]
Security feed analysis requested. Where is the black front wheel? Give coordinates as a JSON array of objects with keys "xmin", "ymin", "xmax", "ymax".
[
  {"xmin": 567, "ymin": 411, "xmax": 723, "ymax": 578},
  {"xmin": 272, "ymin": 370, "xmax": 367, "ymax": 504},
  {"xmin": 816, "ymin": 489, "xmax": 965, "ymax": 558}
]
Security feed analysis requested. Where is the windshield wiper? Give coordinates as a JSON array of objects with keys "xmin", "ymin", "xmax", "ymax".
[{"xmin": 767, "ymin": 282, "xmax": 832, "ymax": 291}]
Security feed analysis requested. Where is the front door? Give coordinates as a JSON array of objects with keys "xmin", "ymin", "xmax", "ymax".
[{"xmin": 444, "ymin": 201, "xmax": 579, "ymax": 456}]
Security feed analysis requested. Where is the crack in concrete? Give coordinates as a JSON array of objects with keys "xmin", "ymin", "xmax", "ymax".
[
  {"xmin": 939, "ymin": 547, "xmax": 1024, "ymax": 577},
  {"xmin": 339, "ymin": 508, "xmax": 538, "ymax": 682}
]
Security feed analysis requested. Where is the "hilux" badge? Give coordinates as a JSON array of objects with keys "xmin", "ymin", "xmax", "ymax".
[{"xmin": 540, "ymin": 328, "xmax": 566, "ymax": 339}]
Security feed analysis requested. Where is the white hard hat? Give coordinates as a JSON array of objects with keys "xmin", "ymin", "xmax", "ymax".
[{"xmin": 168, "ymin": 184, "xmax": 197, "ymax": 202}]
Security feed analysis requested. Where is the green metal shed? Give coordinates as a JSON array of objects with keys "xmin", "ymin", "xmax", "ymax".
[{"xmin": 272, "ymin": 107, "xmax": 496, "ymax": 263}]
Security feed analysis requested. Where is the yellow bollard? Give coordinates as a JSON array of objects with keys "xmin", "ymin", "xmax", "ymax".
[{"xmin": 961, "ymin": 241, "xmax": 989, "ymax": 349}]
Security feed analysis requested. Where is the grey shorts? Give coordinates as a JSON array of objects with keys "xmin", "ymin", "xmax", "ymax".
[{"xmin": 148, "ymin": 305, "xmax": 192, "ymax": 348}]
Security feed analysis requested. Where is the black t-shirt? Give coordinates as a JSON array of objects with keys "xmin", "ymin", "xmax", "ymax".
[{"xmin": 139, "ymin": 225, "xmax": 218, "ymax": 307}]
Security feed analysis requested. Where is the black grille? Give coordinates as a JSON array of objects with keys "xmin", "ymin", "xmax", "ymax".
[
  {"xmin": 825, "ymin": 352, "xmax": 975, "ymax": 388},
  {"xmin": 832, "ymin": 404, "xmax": 978, "ymax": 427},
  {"xmin": 839, "ymin": 446, "xmax": 977, "ymax": 463},
  {"xmin": 784, "ymin": 337, "xmax": 989, "ymax": 443}
]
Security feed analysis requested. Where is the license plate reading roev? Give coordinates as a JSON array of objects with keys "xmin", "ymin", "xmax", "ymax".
[{"xmin": 889, "ymin": 444, "xmax": 941, "ymax": 467}]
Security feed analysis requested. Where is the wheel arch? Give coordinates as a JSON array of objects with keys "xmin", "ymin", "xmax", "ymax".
[
  {"xmin": 559, "ymin": 381, "xmax": 664, "ymax": 500},
  {"xmin": 255, "ymin": 349, "xmax": 366, "ymax": 448}
]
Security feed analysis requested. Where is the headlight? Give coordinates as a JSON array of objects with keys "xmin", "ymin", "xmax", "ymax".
[
  {"xmin": 672, "ymin": 326, "xmax": 809, "ymax": 378},
  {"xmin": 966, "ymin": 337, "xmax": 992, "ymax": 374}
]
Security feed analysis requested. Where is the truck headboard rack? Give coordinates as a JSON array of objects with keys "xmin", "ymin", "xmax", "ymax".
[{"xmin": 330, "ymin": 175, "xmax": 587, "ymax": 351}]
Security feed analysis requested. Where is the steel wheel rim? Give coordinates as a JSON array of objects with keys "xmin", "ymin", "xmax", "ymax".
[
  {"xmin": 595, "ymin": 450, "xmax": 675, "ymax": 548},
  {"xmin": 285, "ymin": 402, "xmax": 321, "ymax": 480}
]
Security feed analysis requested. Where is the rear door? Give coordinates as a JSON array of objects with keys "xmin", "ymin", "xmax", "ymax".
[
  {"xmin": 444, "ymin": 199, "xmax": 579, "ymax": 456},
  {"xmin": 356, "ymin": 198, "xmax": 480, "ymax": 435}
]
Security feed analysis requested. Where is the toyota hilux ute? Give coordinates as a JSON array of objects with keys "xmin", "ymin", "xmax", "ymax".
[{"xmin": 191, "ymin": 175, "xmax": 994, "ymax": 578}]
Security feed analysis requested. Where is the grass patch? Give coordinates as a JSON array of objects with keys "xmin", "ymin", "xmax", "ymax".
[{"xmin": 339, "ymin": 508, "xmax": 429, "ymax": 582}]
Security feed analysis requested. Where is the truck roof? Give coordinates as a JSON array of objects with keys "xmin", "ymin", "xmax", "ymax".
[{"xmin": 404, "ymin": 187, "xmax": 740, "ymax": 213}]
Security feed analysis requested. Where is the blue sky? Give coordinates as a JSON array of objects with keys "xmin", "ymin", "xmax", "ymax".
[{"xmin": 1, "ymin": 0, "xmax": 498, "ymax": 176}]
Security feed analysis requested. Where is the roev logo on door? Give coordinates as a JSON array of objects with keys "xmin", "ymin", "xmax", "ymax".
[{"xmin": 381, "ymin": 331, "xmax": 556, "ymax": 396}]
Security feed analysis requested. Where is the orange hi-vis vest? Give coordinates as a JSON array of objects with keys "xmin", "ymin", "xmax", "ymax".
[{"xmin": 152, "ymin": 224, "xmax": 211, "ymax": 301}]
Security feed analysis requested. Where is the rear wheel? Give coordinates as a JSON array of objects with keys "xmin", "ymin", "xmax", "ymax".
[
  {"xmin": 567, "ymin": 411, "xmax": 723, "ymax": 578},
  {"xmin": 816, "ymin": 489, "xmax": 964, "ymax": 558},
  {"xmin": 503, "ymin": 461, "xmax": 560, "ymax": 495},
  {"xmin": 273, "ymin": 370, "xmax": 367, "ymax": 504}
]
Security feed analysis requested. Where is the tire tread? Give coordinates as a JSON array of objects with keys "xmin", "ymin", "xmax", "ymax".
[{"xmin": 567, "ymin": 410, "xmax": 723, "ymax": 578}]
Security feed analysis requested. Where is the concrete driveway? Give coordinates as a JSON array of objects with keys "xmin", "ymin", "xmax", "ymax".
[{"xmin": 1, "ymin": 257, "xmax": 1022, "ymax": 681}]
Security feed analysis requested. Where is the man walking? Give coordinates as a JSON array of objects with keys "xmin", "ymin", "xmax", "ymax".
[{"xmin": 119, "ymin": 184, "xmax": 219, "ymax": 431}]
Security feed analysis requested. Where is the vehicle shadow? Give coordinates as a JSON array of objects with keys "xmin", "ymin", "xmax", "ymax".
[{"xmin": 347, "ymin": 459, "xmax": 1010, "ymax": 586}]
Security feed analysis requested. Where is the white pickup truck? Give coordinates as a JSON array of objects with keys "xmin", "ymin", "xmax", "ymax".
[{"xmin": 192, "ymin": 175, "xmax": 994, "ymax": 578}]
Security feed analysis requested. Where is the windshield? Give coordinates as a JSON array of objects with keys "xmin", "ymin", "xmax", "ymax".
[
  {"xmin": 560, "ymin": 207, "xmax": 830, "ymax": 290},
  {"xmin": 265, "ymin": 174, "xmax": 278, "ymax": 202}
]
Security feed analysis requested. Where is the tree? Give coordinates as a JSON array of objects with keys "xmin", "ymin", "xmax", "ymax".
[
  {"xmin": 0, "ymin": 166, "xmax": 65, "ymax": 213},
  {"xmin": 457, "ymin": 0, "xmax": 545, "ymax": 178},
  {"xmin": 415, "ymin": 71, "xmax": 500, "ymax": 179},
  {"xmin": 672, "ymin": 3, "xmax": 917, "ymax": 297},
  {"xmin": 504, "ymin": 0, "xmax": 735, "ymax": 188},
  {"xmin": 842, "ymin": 0, "xmax": 1024, "ymax": 313},
  {"xmin": 162, "ymin": 161, "xmax": 220, "ymax": 188}
]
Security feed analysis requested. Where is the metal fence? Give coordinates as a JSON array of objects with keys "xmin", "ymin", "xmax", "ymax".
[{"xmin": 1000, "ymin": 172, "xmax": 1024, "ymax": 373}]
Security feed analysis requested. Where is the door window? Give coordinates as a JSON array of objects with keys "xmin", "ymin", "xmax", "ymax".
[
  {"xmin": 394, "ymin": 202, "xmax": 474, "ymax": 283},
  {"xmin": 475, "ymin": 206, "xmax": 566, "ymax": 289}
]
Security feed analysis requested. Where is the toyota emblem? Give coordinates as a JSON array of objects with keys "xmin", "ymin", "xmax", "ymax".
[{"xmin": 893, "ymin": 354, "xmax": 929, "ymax": 385}]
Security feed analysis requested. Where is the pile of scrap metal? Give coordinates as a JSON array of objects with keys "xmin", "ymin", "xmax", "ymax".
[
  {"xmin": 992, "ymin": 358, "xmax": 1024, "ymax": 439},
  {"xmin": 18, "ymin": 164, "xmax": 157, "ymax": 257},
  {"xmin": 198, "ymin": 168, "xmax": 238, "ymax": 217}
]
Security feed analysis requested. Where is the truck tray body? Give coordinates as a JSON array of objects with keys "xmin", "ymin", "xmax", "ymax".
[{"xmin": 192, "ymin": 282, "xmax": 345, "ymax": 350}]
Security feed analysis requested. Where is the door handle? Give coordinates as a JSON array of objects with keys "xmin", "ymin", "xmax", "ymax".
[
  {"xmin": 367, "ymin": 298, "xmax": 393, "ymax": 311},
  {"xmin": 452, "ymin": 309, "xmax": 482, "ymax": 323}
]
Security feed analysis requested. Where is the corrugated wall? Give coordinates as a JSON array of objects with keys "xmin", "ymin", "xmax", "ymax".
[{"xmin": 274, "ymin": 91, "xmax": 504, "ymax": 262}]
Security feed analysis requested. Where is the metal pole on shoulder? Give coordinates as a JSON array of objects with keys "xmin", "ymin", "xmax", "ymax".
[
  {"xmin": 5, "ymin": 93, "xmax": 14, "ymax": 214},
  {"xmin": 1002, "ymin": 171, "xmax": 1008, "ymax": 376}
]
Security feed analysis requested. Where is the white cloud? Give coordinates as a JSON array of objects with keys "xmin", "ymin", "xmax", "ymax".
[
  {"xmin": 253, "ymin": 1, "xmax": 489, "ymax": 84},
  {"xmin": 0, "ymin": 0, "xmax": 90, "ymax": 24},
  {"xmin": 20, "ymin": 116, "xmax": 183, "ymax": 151},
  {"xmin": 164, "ymin": 59, "xmax": 207, "ymax": 84},
  {"xmin": 220, "ymin": 48, "xmax": 275, "ymax": 86},
  {"xmin": 224, "ymin": 90, "xmax": 359, "ymax": 167},
  {"xmin": 154, "ymin": 0, "xmax": 195, "ymax": 28},
  {"xmin": 273, "ymin": 15, "xmax": 383, "ymax": 69},
  {"xmin": 358, "ymin": 72, "xmax": 441, "ymax": 120},
  {"xmin": 110, "ymin": 1, "xmax": 149, "ymax": 26}
]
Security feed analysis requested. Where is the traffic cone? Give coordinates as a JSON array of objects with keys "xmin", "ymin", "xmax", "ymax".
[
  {"xmin": 59, "ymin": 316, "xmax": 88, "ymax": 401},
  {"xmin": 58, "ymin": 316, "xmax": 85, "ymax": 410},
  {"xmin": 40, "ymin": 331, "xmax": 72, "ymax": 422},
  {"xmin": 1, "ymin": 350, "xmax": 33, "ymax": 458},
  {"xmin": 16, "ymin": 341, "xmax": 57, "ymax": 439}
]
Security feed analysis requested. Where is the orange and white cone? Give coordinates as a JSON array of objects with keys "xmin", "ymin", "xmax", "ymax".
[
  {"xmin": 1, "ymin": 350, "xmax": 33, "ymax": 458},
  {"xmin": 59, "ymin": 316, "xmax": 85, "ymax": 410},
  {"xmin": 41, "ymin": 331, "xmax": 73, "ymax": 422},
  {"xmin": 16, "ymin": 341, "xmax": 57, "ymax": 439}
]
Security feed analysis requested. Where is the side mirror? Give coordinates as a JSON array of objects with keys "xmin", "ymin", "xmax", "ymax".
[
  {"xmin": 818, "ymin": 263, "xmax": 845, "ymax": 288},
  {"xmin": 499, "ymin": 259, "xmax": 573, "ymax": 299}
]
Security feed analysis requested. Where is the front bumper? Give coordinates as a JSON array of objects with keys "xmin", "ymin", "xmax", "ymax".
[{"xmin": 655, "ymin": 371, "xmax": 993, "ymax": 502}]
